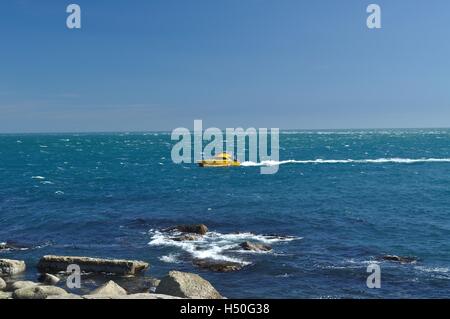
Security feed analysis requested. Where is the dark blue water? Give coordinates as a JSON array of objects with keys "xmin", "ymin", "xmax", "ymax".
[{"xmin": 1, "ymin": 129, "xmax": 450, "ymax": 298}]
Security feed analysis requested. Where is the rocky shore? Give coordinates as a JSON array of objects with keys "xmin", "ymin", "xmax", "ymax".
[
  {"xmin": 0, "ymin": 256, "xmax": 223, "ymax": 299},
  {"xmin": 1, "ymin": 223, "xmax": 275, "ymax": 300}
]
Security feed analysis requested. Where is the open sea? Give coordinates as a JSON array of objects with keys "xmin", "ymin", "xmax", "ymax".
[{"xmin": 1, "ymin": 129, "xmax": 450, "ymax": 298}]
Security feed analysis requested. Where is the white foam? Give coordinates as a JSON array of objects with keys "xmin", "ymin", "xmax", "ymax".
[
  {"xmin": 31, "ymin": 176, "xmax": 45, "ymax": 180},
  {"xmin": 159, "ymin": 253, "xmax": 181, "ymax": 264},
  {"xmin": 241, "ymin": 158, "xmax": 450, "ymax": 167},
  {"xmin": 148, "ymin": 230, "xmax": 300, "ymax": 266},
  {"xmin": 415, "ymin": 266, "xmax": 449, "ymax": 274}
]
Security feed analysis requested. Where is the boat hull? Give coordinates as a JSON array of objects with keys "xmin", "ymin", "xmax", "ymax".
[{"xmin": 198, "ymin": 160, "xmax": 240, "ymax": 167}]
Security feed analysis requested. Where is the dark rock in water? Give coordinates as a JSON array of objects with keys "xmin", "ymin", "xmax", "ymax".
[
  {"xmin": 37, "ymin": 255, "xmax": 149, "ymax": 275},
  {"xmin": 379, "ymin": 255, "xmax": 418, "ymax": 264},
  {"xmin": 170, "ymin": 234, "xmax": 201, "ymax": 242},
  {"xmin": 0, "ymin": 240, "xmax": 49, "ymax": 252},
  {"xmin": 0, "ymin": 241, "xmax": 30, "ymax": 251},
  {"xmin": 155, "ymin": 270, "xmax": 222, "ymax": 299},
  {"xmin": 239, "ymin": 241, "xmax": 272, "ymax": 252},
  {"xmin": 193, "ymin": 259, "xmax": 244, "ymax": 272},
  {"xmin": 164, "ymin": 224, "xmax": 208, "ymax": 235},
  {"xmin": 264, "ymin": 234, "xmax": 295, "ymax": 240}
]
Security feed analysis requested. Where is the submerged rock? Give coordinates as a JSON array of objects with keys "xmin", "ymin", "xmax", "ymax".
[
  {"xmin": 38, "ymin": 273, "xmax": 60, "ymax": 285},
  {"xmin": 239, "ymin": 241, "xmax": 272, "ymax": 252},
  {"xmin": 193, "ymin": 259, "xmax": 244, "ymax": 272},
  {"xmin": 0, "ymin": 259, "xmax": 26, "ymax": 276},
  {"xmin": 164, "ymin": 224, "xmax": 208, "ymax": 235},
  {"xmin": 380, "ymin": 255, "xmax": 418, "ymax": 264},
  {"xmin": 13, "ymin": 285, "xmax": 68, "ymax": 299},
  {"xmin": 89, "ymin": 280, "xmax": 127, "ymax": 296},
  {"xmin": 37, "ymin": 255, "xmax": 149, "ymax": 275},
  {"xmin": 155, "ymin": 270, "xmax": 222, "ymax": 299},
  {"xmin": 0, "ymin": 241, "xmax": 32, "ymax": 251},
  {"xmin": 171, "ymin": 234, "xmax": 201, "ymax": 241}
]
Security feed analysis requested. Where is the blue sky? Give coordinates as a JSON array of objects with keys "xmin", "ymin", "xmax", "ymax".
[{"xmin": 0, "ymin": 0, "xmax": 449, "ymax": 132}]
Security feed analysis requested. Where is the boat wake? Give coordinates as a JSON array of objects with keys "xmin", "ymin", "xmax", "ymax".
[{"xmin": 241, "ymin": 158, "xmax": 450, "ymax": 167}]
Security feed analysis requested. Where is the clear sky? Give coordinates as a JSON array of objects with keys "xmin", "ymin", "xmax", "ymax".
[{"xmin": 0, "ymin": 0, "xmax": 449, "ymax": 132}]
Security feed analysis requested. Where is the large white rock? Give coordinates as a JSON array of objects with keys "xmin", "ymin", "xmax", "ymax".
[
  {"xmin": 89, "ymin": 280, "xmax": 127, "ymax": 296},
  {"xmin": 0, "ymin": 259, "xmax": 26, "ymax": 276},
  {"xmin": 155, "ymin": 271, "xmax": 222, "ymax": 299},
  {"xmin": 13, "ymin": 285, "xmax": 68, "ymax": 299},
  {"xmin": 0, "ymin": 291, "xmax": 13, "ymax": 299},
  {"xmin": 0, "ymin": 277, "xmax": 6, "ymax": 290},
  {"xmin": 38, "ymin": 273, "xmax": 60, "ymax": 285},
  {"xmin": 9, "ymin": 280, "xmax": 38, "ymax": 291}
]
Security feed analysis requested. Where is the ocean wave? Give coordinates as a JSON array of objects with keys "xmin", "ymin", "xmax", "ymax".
[
  {"xmin": 241, "ymin": 158, "xmax": 450, "ymax": 167},
  {"xmin": 159, "ymin": 253, "xmax": 181, "ymax": 264},
  {"xmin": 148, "ymin": 230, "xmax": 300, "ymax": 266},
  {"xmin": 415, "ymin": 266, "xmax": 449, "ymax": 274}
]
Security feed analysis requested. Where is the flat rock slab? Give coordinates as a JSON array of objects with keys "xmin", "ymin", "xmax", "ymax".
[
  {"xmin": 193, "ymin": 259, "xmax": 244, "ymax": 272},
  {"xmin": 0, "ymin": 259, "xmax": 26, "ymax": 276},
  {"xmin": 37, "ymin": 255, "xmax": 149, "ymax": 275}
]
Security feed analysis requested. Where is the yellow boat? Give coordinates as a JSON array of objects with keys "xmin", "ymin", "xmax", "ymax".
[{"xmin": 198, "ymin": 152, "xmax": 240, "ymax": 167}]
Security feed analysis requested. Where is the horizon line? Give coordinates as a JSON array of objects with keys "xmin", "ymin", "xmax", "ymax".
[{"xmin": 1, "ymin": 126, "xmax": 450, "ymax": 135}]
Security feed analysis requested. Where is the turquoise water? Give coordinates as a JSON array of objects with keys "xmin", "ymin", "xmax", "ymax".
[{"xmin": 1, "ymin": 129, "xmax": 450, "ymax": 298}]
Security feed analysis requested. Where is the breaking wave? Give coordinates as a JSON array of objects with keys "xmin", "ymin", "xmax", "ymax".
[
  {"xmin": 241, "ymin": 158, "xmax": 450, "ymax": 167},
  {"xmin": 159, "ymin": 253, "xmax": 182, "ymax": 264},
  {"xmin": 148, "ymin": 230, "xmax": 300, "ymax": 266}
]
